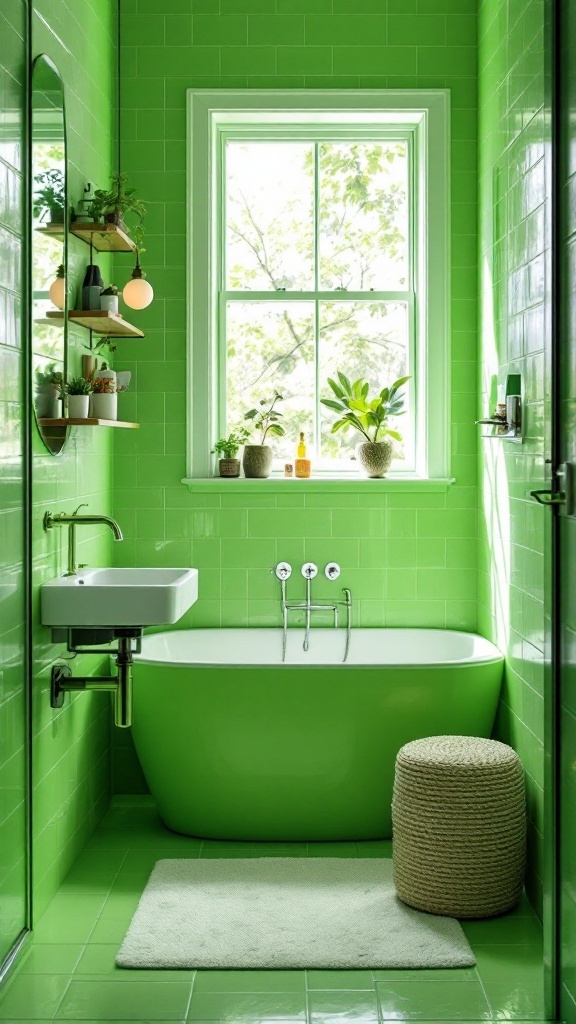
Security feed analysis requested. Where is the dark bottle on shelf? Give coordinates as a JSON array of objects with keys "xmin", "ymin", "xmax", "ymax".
[{"xmin": 81, "ymin": 264, "xmax": 104, "ymax": 310}]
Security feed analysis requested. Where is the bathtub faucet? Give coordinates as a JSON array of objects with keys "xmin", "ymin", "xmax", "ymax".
[{"xmin": 273, "ymin": 562, "xmax": 352, "ymax": 662}]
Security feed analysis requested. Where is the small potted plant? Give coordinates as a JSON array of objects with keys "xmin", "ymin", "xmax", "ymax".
[
  {"xmin": 86, "ymin": 172, "xmax": 146, "ymax": 247},
  {"xmin": 64, "ymin": 377, "xmax": 93, "ymax": 419},
  {"xmin": 33, "ymin": 169, "xmax": 65, "ymax": 224},
  {"xmin": 321, "ymin": 373, "xmax": 410, "ymax": 478},
  {"xmin": 35, "ymin": 364, "xmax": 63, "ymax": 418},
  {"xmin": 91, "ymin": 375, "xmax": 117, "ymax": 421},
  {"xmin": 100, "ymin": 284, "xmax": 119, "ymax": 314},
  {"xmin": 211, "ymin": 428, "xmax": 250, "ymax": 478},
  {"xmin": 243, "ymin": 392, "xmax": 285, "ymax": 479}
]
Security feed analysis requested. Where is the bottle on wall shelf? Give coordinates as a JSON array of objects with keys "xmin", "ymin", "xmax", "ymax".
[{"xmin": 295, "ymin": 431, "xmax": 311, "ymax": 479}]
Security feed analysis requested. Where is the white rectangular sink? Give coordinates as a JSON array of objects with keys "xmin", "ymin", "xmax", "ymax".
[{"xmin": 40, "ymin": 567, "xmax": 199, "ymax": 627}]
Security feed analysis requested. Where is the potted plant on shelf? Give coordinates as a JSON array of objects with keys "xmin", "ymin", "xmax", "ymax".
[
  {"xmin": 91, "ymin": 375, "xmax": 117, "ymax": 421},
  {"xmin": 211, "ymin": 429, "xmax": 250, "ymax": 478},
  {"xmin": 242, "ymin": 392, "xmax": 285, "ymax": 479},
  {"xmin": 100, "ymin": 284, "xmax": 119, "ymax": 315},
  {"xmin": 33, "ymin": 169, "xmax": 65, "ymax": 224},
  {"xmin": 320, "ymin": 373, "xmax": 410, "ymax": 478},
  {"xmin": 86, "ymin": 172, "xmax": 146, "ymax": 247},
  {"xmin": 34, "ymin": 364, "xmax": 63, "ymax": 418},
  {"xmin": 64, "ymin": 377, "xmax": 93, "ymax": 419}
]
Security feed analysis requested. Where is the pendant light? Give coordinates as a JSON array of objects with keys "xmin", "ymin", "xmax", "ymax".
[
  {"xmin": 122, "ymin": 249, "xmax": 153, "ymax": 310},
  {"xmin": 49, "ymin": 264, "xmax": 65, "ymax": 310}
]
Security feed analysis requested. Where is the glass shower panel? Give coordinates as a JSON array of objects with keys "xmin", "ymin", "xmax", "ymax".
[{"xmin": 0, "ymin": 0, "xmax": 29, "ymax": 967}]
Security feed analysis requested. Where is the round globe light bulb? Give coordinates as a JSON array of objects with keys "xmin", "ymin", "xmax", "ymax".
[
  {"xmin": 49, "ymin": 273, "xmax": 66, "ymax": 310},
  {"xmin": 123, "ymin": 277, "xmax": 154, "ymax": 310}
]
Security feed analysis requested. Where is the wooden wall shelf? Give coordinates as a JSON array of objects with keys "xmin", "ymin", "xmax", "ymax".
[
  {"xmin": 46, "ymin": 309, "xmax": 144, "ymax": 338},
  {"xmin": 35, "ymin": 224, "xmax": 65, "ymax": 238},
  {"xmin": 38, "ymin": 418, "xmax": 139, "ymax": 429},
  {"xmin": 70, "ymin": 221, "xmax": 137, "ymax": 252}
]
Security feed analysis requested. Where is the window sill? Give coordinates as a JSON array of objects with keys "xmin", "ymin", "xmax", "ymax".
[{"xmin": 181, "ymin": 476, "xmax": 455, "ymax": 494}]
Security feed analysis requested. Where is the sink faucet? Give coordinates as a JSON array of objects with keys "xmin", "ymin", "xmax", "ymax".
[{"xmin": 43, "ymin": 504, "xmax": 123, "ymax": 576}]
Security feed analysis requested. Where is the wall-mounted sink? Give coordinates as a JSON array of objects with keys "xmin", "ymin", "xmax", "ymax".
[{"xmin": 41, "ymin": 567, "xmax": 199, "ymax": 627}]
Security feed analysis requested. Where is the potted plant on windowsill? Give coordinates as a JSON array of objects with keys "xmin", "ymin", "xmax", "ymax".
[
  {"xmin": 64, "ymin": 376, "xmax": 93, "ymax": 419},
  {"xmin": 243, "ymin": 392, "xmax": 285, "ymax": 479},
  {"xmin": 212, "ymin": 429, "xmax": 250, "ymax": 478},
  {"xmin": 321, "ymin": 373, "xmax": 410, "ymax": 478},
  {"xmin": 35, "ymin": 364, "xmax": 63, "ymax": 418}
]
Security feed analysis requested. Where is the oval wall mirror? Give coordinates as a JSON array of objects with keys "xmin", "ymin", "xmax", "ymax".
[{"xmin": 31, "ymin": 54, "xmax": 67, "ymax": 456}]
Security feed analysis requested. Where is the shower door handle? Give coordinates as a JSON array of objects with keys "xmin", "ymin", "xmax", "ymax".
[{"xmin": 530, "ymin": 463, "xmax": 574, "ymax": 515}]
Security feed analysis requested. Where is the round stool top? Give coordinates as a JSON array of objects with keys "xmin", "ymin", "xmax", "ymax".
[{"xmin": 397, "ymin": 735, "xmax": 520, "ymax": 770}]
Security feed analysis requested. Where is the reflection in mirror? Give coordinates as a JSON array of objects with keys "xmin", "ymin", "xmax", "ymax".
[{"xmin": 31, "ymin": 55, "xmax": 67, "ymax": 455}]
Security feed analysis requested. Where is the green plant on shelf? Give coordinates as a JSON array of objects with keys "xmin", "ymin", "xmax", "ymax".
[
  {"xmin": 85, "ymin": 172, "xmax": 147, "ymax": 249},
  {"xmin": 33, "ymin": 168, "xmax": 65, "ymax": 223},
  {"xmin": 63, "ymin": 376, "xmax": 94, "ymax": 396}
]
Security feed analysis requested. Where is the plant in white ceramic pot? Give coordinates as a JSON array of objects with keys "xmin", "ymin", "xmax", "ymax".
[
  {"xmin": 242, "ymin": 392, "xmax": 285, "ymax": 479},
  {"xmin": 321, "ymin": 373, "xmax": 410, "ymax": 478},
  {"xmin": 64, "ymin": 376, "xmax": 93, "ymax": 420},
  {"xmin": 91, "ymin": 375, "xmax": 117, "ymax": 421}
]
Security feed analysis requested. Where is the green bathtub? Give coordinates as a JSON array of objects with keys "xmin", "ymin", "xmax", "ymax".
[{"xmin": 131, "ymin": 628, "xmax": 504, "ymax": 841}]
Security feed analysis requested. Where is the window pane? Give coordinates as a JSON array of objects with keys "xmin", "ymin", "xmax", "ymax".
[
  {"xmin": 226, "ymin": 302, "xmax": 315, "ymax": 460},
  {"xmin": 319, "ymin": 142, "xmax": 409, "ymax": 291},
  {"xmin": 226, "ymin": 142, "xmax": 314, "ymax": 291},
  {"xmin": 319, "ymin": 302, "xmax": 411, "ymax": 463}
]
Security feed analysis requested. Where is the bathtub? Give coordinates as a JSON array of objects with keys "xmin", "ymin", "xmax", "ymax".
[{"xmin": 131, "ymin": 628, "xmax": 503, "ymax": 841}]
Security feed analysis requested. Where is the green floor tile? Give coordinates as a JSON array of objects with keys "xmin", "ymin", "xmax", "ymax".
[
  {"xmin": 460, "ymin": 916, "xmax": 543, "ymax": 945},
  {"xmin": 356, "ymin": 841, "xmax": 393, "ymax": 858},
  {"xmin": 372, "ymin": 966, "xmax": 478, "ymax": 983},
  {"xmin": 375, "ymin": 979, "xmax": 490, "ymax": 1020},
  {"xmin": 307, "ymin": 970, "xmax": 375, "ymax": 990},
  {"xmin": 33, "ymin": 894, "xmax": 108, "ymax": 944},
  {"xmin": 187, "ymin": 991, "xmax": 307, "ymax": 1020},
  {"xmin": 474, "ymin": 944, "xmax": 545, "ymax": 1020},
  {"xmin": 306, "ymin": 842, "xmax": 359, "ymax": 857},
  {"xmin": 18, "ymin": 943, "xmax": 84, "ymax": 974},
  {"xmin": 308, "ymin": 989, "xmax": 379, "ymax": 1022},
  {"xmin": 0, "ymin": 975, "xmax": 69, "ymax": 1019},
  {"xmin": 193, "ymin": 970, "xmax": 306, "ymax": 992},
  {"xmin": 75, "ymin": 942, "xmax": 195, "ymax": 982},
  {"xmin": 57, "ymin": 979, "xmax": 192, "ymax": 1019}
]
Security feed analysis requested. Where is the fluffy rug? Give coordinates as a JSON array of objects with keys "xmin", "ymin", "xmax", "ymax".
[{"xmin": 116, "ymin": 858, "xmax": 475, "ymax": 970}]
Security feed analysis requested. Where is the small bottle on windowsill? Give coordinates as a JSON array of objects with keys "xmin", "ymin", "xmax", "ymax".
[{"xmin": 295, "ymin": 431, "xmax": 311, "ymax": 478}]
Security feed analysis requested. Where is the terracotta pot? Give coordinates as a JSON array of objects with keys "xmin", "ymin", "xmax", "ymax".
[
  {"xmin": 356, "ymin": 440, "xmax": 394, "ymax": 478},
  {"xmin": 219, "ymin": 458, "xmax": 240, "ymax": 478},
  {"xmin": 242, "ymin": 445, "xmax": 272, "ymax": 479}
]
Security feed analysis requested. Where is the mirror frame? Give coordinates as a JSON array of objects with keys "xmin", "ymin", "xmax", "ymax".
[{"xmin": 30, "ymin": 53, "xmax": 68, "ymax": 456}]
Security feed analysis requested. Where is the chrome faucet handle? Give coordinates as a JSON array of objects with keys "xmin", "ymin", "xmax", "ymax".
[
  {"xmin": 301, "ymin": 562, "xmax": 318, "ymax": 579},
  {"xmin": 72, "ymin": 503, "xmax": 89, "ymax": 516},
  {"xmin": 274, "ymin": 562, "xmax": 292, "ymax": 580},
  {"xmin": 325, "ymin": 562, "xmax": 340, "ymax": 580}
]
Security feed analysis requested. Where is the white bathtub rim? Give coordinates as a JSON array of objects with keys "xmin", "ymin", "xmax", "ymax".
[{"xmin": 134, "ymin": 628, "xmax": 504, "ymax": 669}]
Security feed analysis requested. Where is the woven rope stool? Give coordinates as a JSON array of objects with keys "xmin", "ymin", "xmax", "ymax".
[{"xmin": 392, "ymin": 735, "xmax": 526, "ymax": 918}]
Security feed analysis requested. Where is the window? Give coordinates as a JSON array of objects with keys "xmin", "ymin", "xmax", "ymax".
[{"xmin": 187, "ymin": 92, "xmax": 450, "ymax": 481}]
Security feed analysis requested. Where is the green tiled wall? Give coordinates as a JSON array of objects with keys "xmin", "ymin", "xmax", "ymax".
[
  {"xmin": 30, "ymin": 0, "xmax": 117, "ymax": 918},
  {"xmin": 478, "ymin": 0, "xmax": 548, "ymax": 915},
  {"xmin": 112, "ymin": 0, "xmax": 480, "ymax": 793},
  {"xmin": 0, "ymin": 0, "xmax": 28, "ymax": 964}
]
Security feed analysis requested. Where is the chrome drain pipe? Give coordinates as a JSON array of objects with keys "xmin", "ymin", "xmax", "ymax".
[{"xmin": 50, "ymin": 636, "xmax": 134, "ymax": 728}]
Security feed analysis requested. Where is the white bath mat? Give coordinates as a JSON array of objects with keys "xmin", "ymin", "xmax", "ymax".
[{"xmin": 116, "ymin": 858, "xmax": 475, "ymax": 969}]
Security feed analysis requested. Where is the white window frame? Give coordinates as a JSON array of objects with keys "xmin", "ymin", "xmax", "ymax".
[{"xmin": 186, "ymin": 90, "xmax": 450, "ymax": 482}]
